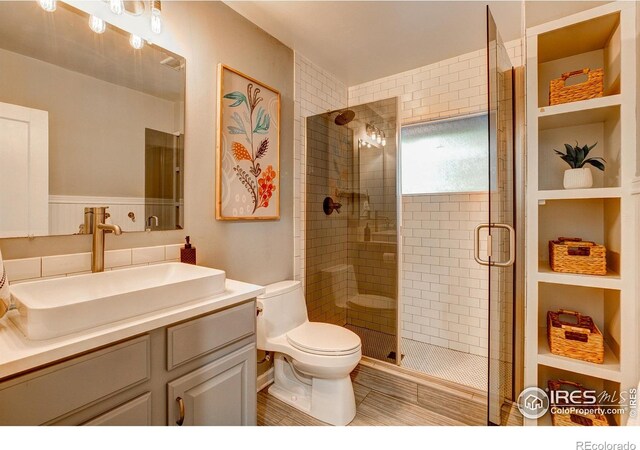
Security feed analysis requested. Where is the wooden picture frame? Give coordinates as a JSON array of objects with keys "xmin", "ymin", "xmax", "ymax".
[{"xmin": 216, "ymin": 64, "xmax": 280, "ymax": 220}]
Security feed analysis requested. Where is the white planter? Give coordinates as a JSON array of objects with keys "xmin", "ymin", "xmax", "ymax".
[{"xmin": 563, "ymin": 167, "xmax": 593, "ymax": 189}]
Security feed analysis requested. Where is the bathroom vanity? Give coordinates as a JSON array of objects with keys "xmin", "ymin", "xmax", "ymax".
[{"xmin": 0, "ymin": 279, "xmax": 263, "ymax": 426}]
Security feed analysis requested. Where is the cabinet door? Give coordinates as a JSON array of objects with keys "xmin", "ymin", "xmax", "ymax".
[{"xmin": 167, "ymin": 344, "xmax": 256, "ymax": 426}]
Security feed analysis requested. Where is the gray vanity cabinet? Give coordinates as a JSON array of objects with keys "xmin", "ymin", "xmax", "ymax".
[
  {"xmin": 0, "ymin": 300, "xmax": 257, "ymax": 426},
  {"xmin": 168, "ymin": 345, "xmax": 256, "ymax": 426},
  {"xmin": 82, "ymin": 393, "xmax": 153, "ymax": 426}
]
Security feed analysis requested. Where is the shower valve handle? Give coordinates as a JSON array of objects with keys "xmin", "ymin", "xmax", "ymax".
[{"xmin": 323, "ymin": 197, "xmax": 342, "ymax": 215}]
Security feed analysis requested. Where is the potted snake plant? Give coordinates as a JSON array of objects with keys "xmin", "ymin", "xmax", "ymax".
[{"xmin": 554, "ymin": 142, "xmax": 605, "ymax": 189}]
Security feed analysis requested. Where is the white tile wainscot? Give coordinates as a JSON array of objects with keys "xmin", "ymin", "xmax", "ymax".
[
  {"xmin": 132, "ymin": 246, "xmax": 166, "ymax": 265},
  {"xmin": 3, "ymin": 257, "xmax": 41, "ymax": 282},
  {"xmin": 4, "ymin": 243, "xmax": 188, "ymax": 285}
]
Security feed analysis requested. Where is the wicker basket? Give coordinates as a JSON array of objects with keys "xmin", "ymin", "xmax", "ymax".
[
  {"xmin": 547, "ymin": 309, "xmax": 604, "ymax": 364},
  {"xmin": 549, "ymin": 237, "xmax": 607, "ymax": 275},
  {"xmin": 549, "ymin": 68, "xmax": 604, "ymax": 106},
  {"xmin": 548, "ymin": 380, "xmax": 609, "ymax": 426}
]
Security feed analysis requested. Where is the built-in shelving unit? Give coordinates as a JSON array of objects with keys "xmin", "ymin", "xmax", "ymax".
[{"xmin": 525, "ymin": 2, "xmax": 637, "ymax": 426}]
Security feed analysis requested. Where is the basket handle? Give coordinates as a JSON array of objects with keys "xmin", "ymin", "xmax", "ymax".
[
  {"xmin": 560, "ymin": 69, "xmax": 590, "ymax": 80},
  {"xmin": 554, "ymin": 379, "xmax": 583, "ymax": 389},
  {"xmin": 557, "ymin": 309, "xmax": 591, "ymax": 334},
  {"xmin": 558, "ymin": 308, "xmax": 580, "ymax": 316},
  {"xmin": 558, "ymin": 237, "xmax": 582, "ymax": 242}
]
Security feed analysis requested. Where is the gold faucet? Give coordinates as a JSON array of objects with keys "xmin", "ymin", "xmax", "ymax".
[{"xmin": 86, "ymin": 207, "xmax": 122, "ymax": 272}]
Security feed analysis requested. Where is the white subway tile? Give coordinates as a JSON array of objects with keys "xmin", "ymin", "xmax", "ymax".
[
  {"xmin": 165, "ymin": 244, "xmax": 182, "ymax": 261},
  {"xmin": 132, "ymin": 246, "xmax": 166, "ymax": 264},
  {"xmin": 4, "ymin": 257, "xmax": 41, "ymax": 282},
  {"xmin": 42, "ymin": 253, "xmax": 91, "ymax": 277},
  {"xmin": 439, "ymin": 73, "xmax": 459, "ymax": 85},
  {"xmin": 105, "ymin": 249, "xmax": 132, "ymax": 269}
]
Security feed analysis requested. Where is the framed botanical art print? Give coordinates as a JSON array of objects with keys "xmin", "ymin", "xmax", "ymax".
[{"xmin": 216, "ymin": 64, "xmax": 280, "ymax": 220}]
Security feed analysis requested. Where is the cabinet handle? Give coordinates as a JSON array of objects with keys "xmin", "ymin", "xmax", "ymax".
[{"xmin": 176, "ymin": 397, "xmax": 185, "ymax": 426}]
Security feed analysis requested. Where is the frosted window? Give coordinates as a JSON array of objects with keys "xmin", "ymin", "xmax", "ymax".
[{"xmin": 401, "ymin": 114, "xmax": 488, "ymax": 194}]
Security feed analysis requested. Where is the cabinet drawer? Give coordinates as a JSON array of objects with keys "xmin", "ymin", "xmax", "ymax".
[
  {"xmin": 166, "ymin": 301, "xmax": 255, "ymax": 370},
  {"xmin": 0, "ymin": 335, "xmax": 150, "ymax": 425},
  {"xmin": 82, "ymin": 392, "xmax": 152, "ymax": 426}
]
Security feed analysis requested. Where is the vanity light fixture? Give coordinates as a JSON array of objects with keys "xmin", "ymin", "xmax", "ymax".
[
  {"xmin": 150, "ymin": 0, "xmax": 162, "ymax": 34},
  {"xmin": 37, "ymin": 0, "xmax": 56, "ymax": 12},
  {"xmin": 129, "ymin": 34, "xmax": 144, "ymax": 49},
  {"xmin": 89, "ymin": 15, "xmax": 106, "ymax": 34},
  {"xmin": 365, "ymin": 123, "xmax": 386, "ymax": 147},
  {"xmin": 110, "ymin": 0, "xmax": 125, "ymax": 15}
]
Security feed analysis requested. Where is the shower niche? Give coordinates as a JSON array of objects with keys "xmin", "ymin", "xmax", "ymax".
[{"xmin": 305, "ymin": 98, "xmax": 400, "ymax": 363}]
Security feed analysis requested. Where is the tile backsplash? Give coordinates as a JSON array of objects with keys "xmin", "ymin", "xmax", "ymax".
[{"xmin": 4, "ymin": 243, "xmax": 183, "ymax": 284}]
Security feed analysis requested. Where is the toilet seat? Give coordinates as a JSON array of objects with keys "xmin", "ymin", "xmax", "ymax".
[{"xmin": 286, "ymin": 322, "xmax": 361, "ymax": 356}]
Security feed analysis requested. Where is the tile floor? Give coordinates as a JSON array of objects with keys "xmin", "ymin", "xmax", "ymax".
[
  {"xmin": 257, "ymin": 363, "xmax": 523, "ymax": 426},
  {"xmin": 345, "ymin": 324, "xmax": 488, "ymax": 390},
  {"xmin": 258, "ymin": 364, "xmax": 482, "ymax": 426}
]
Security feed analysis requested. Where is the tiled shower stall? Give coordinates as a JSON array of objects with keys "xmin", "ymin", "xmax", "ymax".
[{"xmin": 295, "ymin": 38, "xmax": 521, "ymax": 390}]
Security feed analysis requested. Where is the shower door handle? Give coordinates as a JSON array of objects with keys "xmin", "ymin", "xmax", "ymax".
[{"xmin": 474, "ymin": 223, "xmax": 515, "ymax": 267}]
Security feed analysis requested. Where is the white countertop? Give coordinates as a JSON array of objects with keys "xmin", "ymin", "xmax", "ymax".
[{"xmin": 0, "ymin": 279, "xmax": 264, "ymax": 380}]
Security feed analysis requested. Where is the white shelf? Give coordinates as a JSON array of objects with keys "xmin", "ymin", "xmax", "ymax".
[
  {"xmin": 537, "ymin": 329, "xmax": 622, "ymax": 382},
  {"xmin": 537, "ymin": 261, "xmax": 621, "ymax": 290},
  {"xmin": 537, "ymin": 188, "xmax": 622, "ymax": 201},
  {"xmin": 537, "ymin": 95, "xmax": 621, "ymax": 120}
]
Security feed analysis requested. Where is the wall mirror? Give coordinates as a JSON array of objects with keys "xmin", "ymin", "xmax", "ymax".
[{"xmin": 0, "ymin": 2, "xmax": 186, "ymax": 238}]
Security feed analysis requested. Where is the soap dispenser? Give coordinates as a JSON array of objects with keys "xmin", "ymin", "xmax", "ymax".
[
  {"xmin": 364, "ymin": 223, "xmax": 371, "ymax": 242},
  {"xmin": 180, "ymin": 236, "xmax": 196, "ymax": 265}
]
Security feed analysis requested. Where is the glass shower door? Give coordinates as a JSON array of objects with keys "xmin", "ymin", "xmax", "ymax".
[
  {"xmin": 304, "ymin": 99, "xmax": 400, "ymax": 365},
  {"xmin": 486, "ymin": 7, "xmax": 516, "ymax": 425}
]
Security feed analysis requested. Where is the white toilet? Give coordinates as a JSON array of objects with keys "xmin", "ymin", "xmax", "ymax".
[{"xmin": 256, "ymin": 280, "xmax": 362, "ymax": 426}]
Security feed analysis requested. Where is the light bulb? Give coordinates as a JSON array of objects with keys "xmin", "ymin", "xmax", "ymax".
[
  {"xmin": 381, "ymin": 138, "xmax": 386, "ymax": 146},
  {"xmin": 371, "ymin": 131, "xmax": 376, "ymax": 140},
  {"xmin": 110, "ymin": 0, "xmax": 124, "ymax": 15},
  {"xmin": 151, "ymin": 0, "xmax": 162, "ymax": 34},
  {"xmin": 129, "ymin": 34, "xmax": 144, "ymax": 49},
  {"xmin": 377, "ymin": 136, "xmax": 382, "ymax": 144},
  {"xmin": 367, "ymin": 142, "xmax": 371, "ymax": 148},
  {"xmin": 89, "ymin": 15, "xmax": 106, "ymax": 34},
  {"xmin": 37, "ymin": 0, "xmax": 56, "ymax": 12}
]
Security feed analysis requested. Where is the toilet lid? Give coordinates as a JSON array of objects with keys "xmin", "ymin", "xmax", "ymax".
[{"xmin": 286, "ymin": 322, "xmax": 361, "ymax": 356}]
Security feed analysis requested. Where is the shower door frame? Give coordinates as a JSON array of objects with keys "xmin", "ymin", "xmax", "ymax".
[
  {"xmin": 486, "ymin": 6, "xmax": 525, "ymax": 425},
  {"xmin": 394, "ymin": 96, "xmax": 403, "ymax": 366}
]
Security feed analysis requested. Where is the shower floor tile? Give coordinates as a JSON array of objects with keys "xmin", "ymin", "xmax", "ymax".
[{"xmin": 345, "ymin": 324, "xmax": 488, "ymax": 391}]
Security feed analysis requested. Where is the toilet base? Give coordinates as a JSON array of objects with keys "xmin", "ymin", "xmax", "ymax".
[{"xmin": 268, "ymin": 353, "xmax": 356, "ymax": 426}]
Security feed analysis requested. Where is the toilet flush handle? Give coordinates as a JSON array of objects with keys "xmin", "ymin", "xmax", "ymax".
[{"xmin": 256, "ymin": 301, "xmax": 264, "ymax": 316}]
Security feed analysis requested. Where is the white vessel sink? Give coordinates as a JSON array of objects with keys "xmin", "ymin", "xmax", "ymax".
[{"xmin": 9, "ymin": 263, "xmax": 226, "ymax": 340}]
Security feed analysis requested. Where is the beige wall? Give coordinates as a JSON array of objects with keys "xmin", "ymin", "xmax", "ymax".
[
  {"xmin": 0, "ymin": 47, "xmax": 176, "ymax": 198},
  {"xmin": 0, "ymin": 2, "xmax": 294, "ymax": 286}
]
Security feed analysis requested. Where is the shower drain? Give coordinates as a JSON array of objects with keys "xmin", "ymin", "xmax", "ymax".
[{"xmin": 387, "ymin": 351, "xmax": 404, "ymax": 361}]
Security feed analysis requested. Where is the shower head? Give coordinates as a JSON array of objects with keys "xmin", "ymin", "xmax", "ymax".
[{"xmin": 333, "ymin": 109, "xmax": 355, "ymax": 126}]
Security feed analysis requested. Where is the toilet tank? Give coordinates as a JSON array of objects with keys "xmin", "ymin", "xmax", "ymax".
[{"xmin": 256, "ymin": 280, "xmax": 308, "ymax": 347}]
